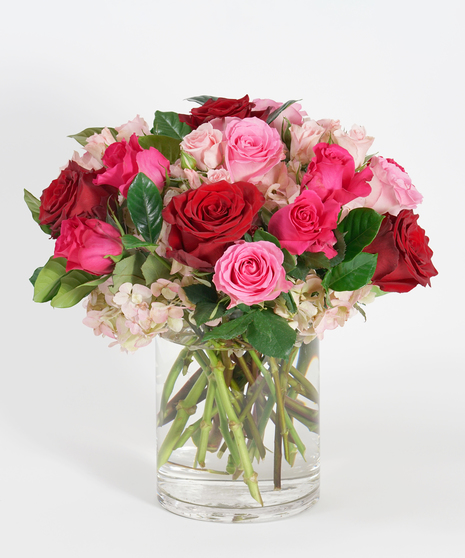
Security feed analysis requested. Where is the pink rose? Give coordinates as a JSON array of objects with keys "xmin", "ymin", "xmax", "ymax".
[
  {"xmin": 225, "ymin": 117, "xmax": 284, "ymax": 183},
  {"xmin": 213, "ymin": 240, "xmax": 293, "ymax": 307},
  {"xmin": 268, "ymin": 189, "xmax": 340, "ymax": 257},
  {"xmin": 256, "ymin": 162, "xmax": 300, "ymax": 210},
  {"xmin": 333, "ymin": 125, "xmax": 374, "ymax": 169},
  {"xmin": 94, "ymin": 134, "xmax": 169, "ymax": 197},
  {"xmin": 290, "ymin": 120, "xmax": 325, "ymax": 164},
  {"xmin": 301, "ymin": 143, "xmax": 373, "ymax": 205},
  {"xmin": 115, "ymin": 115, "xmax": 150, "ymax": 141},
  {"xmin": 316, "ymin": 119, "xmax": 341, "ymax": 143},
  {"xmin": 206, "ymin": 168, "xmax": 231, "ymax": 183},
  {"xmin": 54, "ymin": 217, "xmax": 123, "ymax": 275},
  {"xmin": 348, "ymin": 156, "xmax": 423, "ymax": 216},
  {"xmin": 84, "ymin": 127, "xmax": 116, "ymax": 164},
  {"xmin": 252, "ymin": 98, "xmax": 307, "ymax": 133},
  {"xmin": 180, "ymin": 122, "xmax": 223, "ymax": 171}
]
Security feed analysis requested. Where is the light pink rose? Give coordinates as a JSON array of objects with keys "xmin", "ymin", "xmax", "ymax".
[
  {"xmin": 180, "ymin": 122, "xmax": 223, "ymax": 171},
  {"xmin": 317, "ymin": 119, "xmax": 341, "ymax": 143},
  {"xmin": 256, "ymin": 162, "xmax": 300, "ymax": 210},
  {"xmin": 252, "ymin": 98, "xmax": 307, "ymax": 133},
  {"xmin": 115, "ymin": 115, "xmax": 150, "ymax": 141},
  {"xmin": 85, "ymin": 127, "xmax": 116, "ymax": 163},
  {"xmin": 213, "ymin": 240, "xmax": 293, "ymax": 308},
  {"xmin": 54, "ymin": 217, "xmax": 123, "ymax": 275},
  {"xmin": 206, "ymin": 168, "xmax": 231, "ymax": 183},
  {"xmin": 333, "ymin": 125, "xmax": 374, "ymax": 169},
  {"xmin": 224, "ymin": 117, "xmax": 284, "ymax": 183},
  {"xmin": 268, "ymin": 189, "xmax": 340, "ymax": 257},
  {"xmin": 69, "ymin": 150, "xmax": 103, "ymax": 171},
  {"xmin": 290, "ymin": 120, "xmax": 325, "ymax": 164},
  {"xmin": 347, "ymin": 156, "xmax": 423, "ymax": 216}
]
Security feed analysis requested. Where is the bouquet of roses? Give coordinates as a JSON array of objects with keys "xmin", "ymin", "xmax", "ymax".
[{"xmin": 25, "ymin": 95, "xmax": 437, "ymax": 505}]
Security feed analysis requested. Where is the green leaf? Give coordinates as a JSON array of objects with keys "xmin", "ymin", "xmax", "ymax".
[
  {"xmin": 121, "ymin": 234, "xmax": 155, "ymax": 250},
  {"xmin": 193, "ymin": 301, "xmax": 227, "ymax": 326},
  {"xmin": 281, "ymin": 292, "xmax": 297, "ymax": 314},
  {"xmin": 68, "ymin": 127, "xmax": 117, "ymax": 147},
  {"xmin": 266, "ymin": 100, "xmax": 300, "ymax": 125},
  {"xmin": 151, "ymin": 111, "xmax": 191, "ymax": 140},
  {"xmin": 338, "ymin": 208, "xmax": 384, "ymax": 262},
  {"xmin": 29, "ymin": 267, "xmax": 43, "ymax": 286},
  {"xmin": 202, "ymin": 312, "xmax": 257, "ymax": 342},
  {"xmin": 322, "ymin": 252, "xmax": 378, "ymax": 292},
  {"xmin": 282, "ymin": 249, "xmax": 297, "ymax": 273},
  {"xmin": 127, "ymin": 173, "xmax": 163, "ymax": 243},
  {"xmin": 186, "ymin": 95, "xmax": 219, "ymax": 105},
  {"xmin": 183, "ymin": 284, "xmax": 218, "ymax": 304},
  {"xmin": 110, "ymin": 252, "xmax": 147, "ymax": 293},
  {"xmin": 246, "ymin": 310, "xmax": 297, "ymax": 359},
  {"xmin": 51, "ymin": 272, "xmax": 109, "ymax": 308},
  {"xmin": 138, "ymin": 134, "xmax": 182, "ymax": 164},
  {"xmin": 253, "ymin": 229, "xmax": 281, "ymax": 248},
  {"xmin": 33, "ymin": 257, "xmax": 67, "ymax": 302},
  {"xmin": 24, "ymin": 189, "xmax": 51, "ymax": 235},
  {"xmin": 141, "ymin": 253, "xmax": 171, "ymax": 284}
]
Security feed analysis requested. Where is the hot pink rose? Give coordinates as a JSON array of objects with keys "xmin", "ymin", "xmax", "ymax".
[
  {"xmin": 213, "ymin": 240, "xmax": 293, "ymax": 307},
  {"xmin": 347, "ymin": 156, "xmax": 423, "ymax": 216},
  {"xmin": 301, "ymin": 143, "xmax": 373, "ymax": 205},
  {"xmin": 54, "ymin": 217, "xmax": 123, "ymax": 275},
  {"xmin": 333, "ymin": 125, "xmax": 374, "ymax": 169},
  {"xmin": 225, "ymin": 117, "xmax": 284, "ymax": 183},
  {"xmin": 180, "ymin": 122, "xmax": 223, "ymax": 171},
  {"xmin": 252, "ymin": 98, "xmax": 307, "ymax": 133},
  {"xmin": 268, "ymin": 190, "xmax": 340, "ymax": 257},
  {"xmin": 94, "ymin": 134, "xmax": 169, "ymax": 197}
]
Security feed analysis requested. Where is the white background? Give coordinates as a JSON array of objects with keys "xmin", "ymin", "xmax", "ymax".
[{"xmin": 1, "ymin": 0, "xmax": 464, "ymax": 556}]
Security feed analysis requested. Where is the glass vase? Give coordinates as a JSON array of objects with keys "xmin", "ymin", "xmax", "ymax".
[{"xmin": 155, "ymin": 335, "xmax": 320, "ymax": 523}]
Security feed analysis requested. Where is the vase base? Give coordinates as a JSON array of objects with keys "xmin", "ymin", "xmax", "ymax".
[{"xmin": 157, "ymin": 471, "xmax": 320, "ymax": 523}]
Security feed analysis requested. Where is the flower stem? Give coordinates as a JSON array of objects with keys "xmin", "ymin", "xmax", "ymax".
[
  {"xmin": 157, "ymin": 371, "xmax": 207, "ymax": 468},
  {"xmin": 157, "ymin": 346, "xmax": 191, "ymax": 426},
  {"xmin": 206, "ymin": 349, "xmax": 263, "ymax": 506},
  {"xmin": 270, "ymin": 357, "xmax": 290, "ymax": 464},
  {"xmin": 195, "ymin": 380, "xmax": 217, "ymax": 467}
]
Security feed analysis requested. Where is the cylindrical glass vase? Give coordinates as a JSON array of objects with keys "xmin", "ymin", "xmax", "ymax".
[{"xmin": 155, "ymin": 336, "xmax": 320, "ymax": 523}]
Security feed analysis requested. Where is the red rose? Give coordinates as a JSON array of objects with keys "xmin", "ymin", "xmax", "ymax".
[
  {"xmin": 162, "ymin": 181, "xmax": 264, "ymax": 270},
  {"xmin": 301, "ymin": 143, "xmax": 373, "ymax": 205},
  {"xmin": 54, "ymin": 217, "xmax": 123, "ymax": 275},
  {"xmin": 39, "ymin": 161, "xmax": 117, "ymax": 238},
  {"xmin": 364, "ymin": 210, "xmax": 438, "ymax": 293},
  {"xmin": 178, "ymin": 95, "xmax": 271, "ymax": 129}
]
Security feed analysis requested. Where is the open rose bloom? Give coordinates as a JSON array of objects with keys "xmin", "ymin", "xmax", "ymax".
[{"xmin": 26, "ymin": 95, "xmax": 437, "ymax": 513}]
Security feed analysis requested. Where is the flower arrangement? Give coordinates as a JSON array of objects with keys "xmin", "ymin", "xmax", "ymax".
[{"xmin": 25, "ymin": 95, "xmax": 437, "ymax": 508}]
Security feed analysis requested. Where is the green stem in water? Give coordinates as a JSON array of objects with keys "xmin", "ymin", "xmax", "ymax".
[
  {"xmin": 270, "ymin": 357, "xmax": 290, "ymax": 464},
  {"xmin": 195, "ymin": 380, "xmax": 217, "ymax": 467},
  {"xmin": 157, "ymin": 346, "xmax": 192, "ymax": 426},
  {"xmin": 157, "ymin": 371, "xmax": 207, "ymax": 468},
  {"xmin": 206, "ymin": 349, "xmax": 263, "ymax": 506},
  {"xmin": 289, "ymin": 366, "xmax": 319, "ymax": 404}
]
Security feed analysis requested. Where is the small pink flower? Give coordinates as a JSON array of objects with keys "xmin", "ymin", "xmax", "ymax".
[
  {"xmin": 213, "ymin": 240, "xmax": 292, "ymax": 308},
  {"xmin": 347, "ymin": 156, "xmax": 423, "ymax": 216},
  {"xmin": 180, "ymin": 122, "xmax": 223, "ymax": 171},
  {"xmin": 224, "ymin": 117, "xmax": 284, "ymax": 183},
  {"xmin": 206, "ymin": 168, "xmax": 231, "ymax": 183}
]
